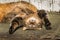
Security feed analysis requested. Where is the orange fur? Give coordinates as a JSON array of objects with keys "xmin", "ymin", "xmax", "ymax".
[{"xmin": 0, "ymin": 1, "xmax": 37, "ymax": 22}]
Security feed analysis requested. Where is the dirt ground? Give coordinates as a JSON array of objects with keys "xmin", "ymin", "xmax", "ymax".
[{"xmin": 0, "ymin": 13, "xmax": 60, "ymax": 40}]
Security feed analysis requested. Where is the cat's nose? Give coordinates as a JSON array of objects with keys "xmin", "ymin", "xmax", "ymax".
[{"xmin": 29, "ymin": 18, "xmax": 36, "ymax": 24}]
